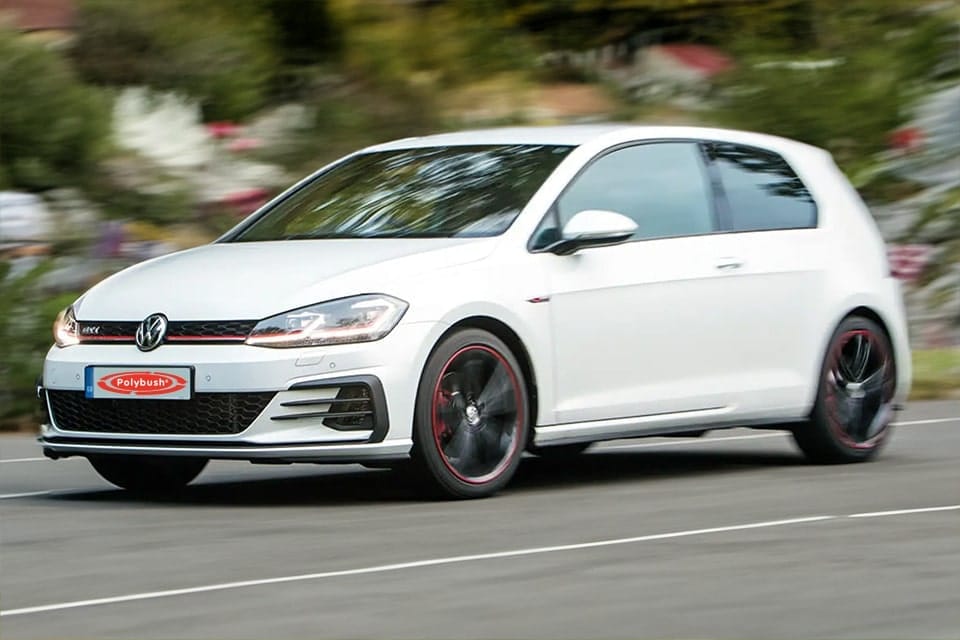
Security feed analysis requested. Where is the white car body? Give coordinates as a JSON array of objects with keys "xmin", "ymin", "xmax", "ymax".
[{"xmin": 39, "ymin": 125, "xmax": 912, "ymax": 490}]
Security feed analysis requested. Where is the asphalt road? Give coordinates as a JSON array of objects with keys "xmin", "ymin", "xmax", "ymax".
[{"xmin": 1, "ymin": 400, "xmax": 958, "ymax": 639}]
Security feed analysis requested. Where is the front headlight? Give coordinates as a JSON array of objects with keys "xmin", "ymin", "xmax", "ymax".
[
  {"xmin": 53, "ymin": 306, "xmax": 80, "ymax": 348},
  {"xmin": 246, "ymin": 294, "xmax": 408, "ymax": 348}
]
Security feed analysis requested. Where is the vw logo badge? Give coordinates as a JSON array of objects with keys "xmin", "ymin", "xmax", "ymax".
[{"xmin": 135, "ymin": 313, "xmax": 168, "ymax": 352}]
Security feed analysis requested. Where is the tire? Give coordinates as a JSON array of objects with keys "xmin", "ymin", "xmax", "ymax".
[
  {"xmin": 89, "ymin": 455, "xmax": 208, "ymax": 493},
  {"xmin": 528, "ymin": 442, "xmax": 591, "ymax": 458},
  {"xmin": 792, "ymin": 316, "xmax": 897, "ymax": 463},
  {"xmin": 412, "ymin": 328, "xmax": 530, "ymax": 498}
]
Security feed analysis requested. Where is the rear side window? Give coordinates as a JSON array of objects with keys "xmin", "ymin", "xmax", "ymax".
[
  {"xmin": 707, "ymin": 143, "xmax": 816, "ymax": 232},
  {"xmin": 555, "ymin": 142, "xmax": 715, "ymax": 241}
]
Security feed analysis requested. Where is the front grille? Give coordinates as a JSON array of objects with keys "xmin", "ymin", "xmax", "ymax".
[
  {"xmin": 80, "ymin": 321, "xmax": 138, "ymax": 338},
  {"xmin": 48, "ymin": 390, "xmax": 275, "ymax": 435},
  {"xmin": 77, "ymin": 320, "xmax": 257, "ymax": 344},
  {"xmin": 168, "ymin": 320, "xmax": 257, "ymax": 339}
]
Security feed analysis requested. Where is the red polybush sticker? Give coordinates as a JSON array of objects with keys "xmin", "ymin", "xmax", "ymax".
[{"xmin": 97, "ymin": 371, "xmax": 188, "ymax": 396}]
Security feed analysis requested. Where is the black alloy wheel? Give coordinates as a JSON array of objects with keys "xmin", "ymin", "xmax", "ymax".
[
  {"xmin": 793, "ymin": 316, "xmax": 896, "ymax": 463},
  {"xmin": 413, "ymin": 329, "xmax": 529, "ymax": 498}
]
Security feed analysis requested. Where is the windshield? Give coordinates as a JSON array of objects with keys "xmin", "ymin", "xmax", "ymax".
[{"xmin": 229, "ymin": 144, "xmax": 573, "ymax": 241}]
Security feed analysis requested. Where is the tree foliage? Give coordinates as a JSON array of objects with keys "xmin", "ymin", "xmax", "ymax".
[
  {"xmin": 72, "ymin": 0, "xmax": 277, "ymax": 120},
  {"xmin": 263, "ymin": 0, "xmax": 341, "ymax": 65},
  {"xmin": 0, "ymin": 29, "xmax": 109, "ymax": 190},
  {"xmin": 710, "ymin": 1, "xmax": 956, "ymax": 167},
  {"xmin": 486, "ymin": 0, "xmax": 804, "ymax": 49},
  {"xmin": 329, "ymin": 0, "xmax": 536, "ymax": 89}
]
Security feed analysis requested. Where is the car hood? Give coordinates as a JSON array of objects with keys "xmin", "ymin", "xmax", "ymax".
[{"xmin": 75, "ymin": 238, "xmax": 495, "ymax": 320}]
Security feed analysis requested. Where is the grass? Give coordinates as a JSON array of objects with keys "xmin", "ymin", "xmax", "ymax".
[{"xmin": 911, "ymin": 348, "xmax": 960, "ymax": 400}]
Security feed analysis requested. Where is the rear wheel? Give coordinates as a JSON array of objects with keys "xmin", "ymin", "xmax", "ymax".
[
  {"xmin": 412, "ymin": 329, "xmax": 529, "ymax": 498},
  {"xmin": 793, "ymin": 316, "xmax": 896, "ymax": 463},
  {"xmin": 89, "ymin": 455, "xmax": 208, "ymax": 493}
]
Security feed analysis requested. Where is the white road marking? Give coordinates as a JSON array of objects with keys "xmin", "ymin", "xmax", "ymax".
[
  {"xmin": 0, "ymin": 489, "xmax": 88, "ymax": 500},
  {"xmin": 848, "ymin": 504, "xmax": 960, "ymax": 519},
  {"xmin": 4, "ymin": 502, "xmax": 958, "ymax": 618},
  {"xmin": 0, "ymin": 490, "xmax": 58, "ymax": 499},
  {"xmin": 0, "ymin": 515, "xmax": 834, "ymax": 617},
  {"xmin": 893, "ymin": 417, "xmax": 960, "ymax": 427},
  {"xmin": 0, "ymin": 457, "xmax": 48, "ymax": 464}
]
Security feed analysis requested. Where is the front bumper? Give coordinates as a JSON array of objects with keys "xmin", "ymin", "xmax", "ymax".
[{"xmin": 39, "ymin": 322, "xmax": 441, "ymax": 462}]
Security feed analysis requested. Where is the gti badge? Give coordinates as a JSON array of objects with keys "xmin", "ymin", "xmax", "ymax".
[{"xmin": 135, "ymin": 313, "xmax": 168, "ymax": 352}]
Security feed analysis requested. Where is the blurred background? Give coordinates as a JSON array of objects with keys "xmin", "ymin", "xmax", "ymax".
[{"xmin": 0, "ymin": 0, "xmax": 957, "ymax": 429}]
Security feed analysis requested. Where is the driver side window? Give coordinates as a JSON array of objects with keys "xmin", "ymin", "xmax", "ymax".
[{"xmin": 556, "ymin": 142, "xmax": 716, "ymax": 241}]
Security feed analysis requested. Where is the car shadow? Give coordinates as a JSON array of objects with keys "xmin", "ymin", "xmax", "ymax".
[
  {"xmin": 45, "ymin": 446, "xmax": 806, "ymax": 507},
  {"xmin": 513, "ymin": 448, "xmax": 804, "ymax": 492}
]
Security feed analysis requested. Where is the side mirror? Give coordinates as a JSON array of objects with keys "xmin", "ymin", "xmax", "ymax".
[{"xmin": 550, "ymin": 209, "xmax": 638, "ymax": 255}]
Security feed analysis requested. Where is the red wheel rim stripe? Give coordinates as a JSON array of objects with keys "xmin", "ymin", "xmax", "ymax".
[{"xmin": 430, "ymin": 344, "xmax": 524, "ymax": 485}]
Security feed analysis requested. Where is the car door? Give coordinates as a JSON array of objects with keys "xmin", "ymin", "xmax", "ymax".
[
  {"xmin": 701, "ymin": 141, "xmax": 828, "ymax": 415},
  {"xmin": 537, "ymin": 141, "xmax": 752, "ymax": 425}
]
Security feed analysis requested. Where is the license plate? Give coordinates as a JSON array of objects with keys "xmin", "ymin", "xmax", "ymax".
[{"xmin": 85, "ymin": 366, "xmax": 193, "ymax": 400}]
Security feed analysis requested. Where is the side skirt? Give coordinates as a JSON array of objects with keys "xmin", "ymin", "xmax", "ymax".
[{"xmin": 533, "ymin": 407, "xmax": 804, "ymax": 447}]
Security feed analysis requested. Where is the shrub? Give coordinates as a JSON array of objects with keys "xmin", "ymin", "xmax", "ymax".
[
  {"xmin": 0, "ymin": 29, "xmax": 109, "ymax": 190},
  {"xmin": 0, "ymin": 261, "xmax": 80, "ymax": 428}
]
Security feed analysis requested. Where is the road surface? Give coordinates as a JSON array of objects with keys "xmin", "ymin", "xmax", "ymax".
[{"xmin": 1, "ymin": 400, "xmax": 958, "ymax": 638}]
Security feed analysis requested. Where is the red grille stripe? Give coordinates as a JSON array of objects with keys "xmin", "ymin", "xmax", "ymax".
[{"xmin": 166, "ymin": 335, "xmax": 247, "ymax": 342}]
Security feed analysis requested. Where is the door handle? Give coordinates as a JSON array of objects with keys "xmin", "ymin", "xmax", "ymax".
[{"xmin": 715, "ymin": 258, "xmax": 744, "ymax": 271}]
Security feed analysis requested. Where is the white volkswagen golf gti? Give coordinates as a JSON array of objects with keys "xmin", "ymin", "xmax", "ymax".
[{"xmin": 40, "ymin": 125, "xmax": 911, "ymax": 498}]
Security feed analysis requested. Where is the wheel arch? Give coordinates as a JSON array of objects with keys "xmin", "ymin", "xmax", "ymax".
[
  {"xmin": 839, "ymin": 305, "xmax": 901, "ymax": 393},
  {"xmin": 436, "ymin": 316, "xmax": 540, "ymax": 428},
  {"xmin": 819, "ymin": 302, "xmax": 898, "ymax": 368},
  {"xmin": 801, "ymin": 302, "xmax": 902, "ymax": 414},
  {"xmin": 804, "ymin": 303, "xmax": 901, "ymax": 411},
  {"xmin": 845, "ymin": 305, "xmax": 893, "ymax": 342}
]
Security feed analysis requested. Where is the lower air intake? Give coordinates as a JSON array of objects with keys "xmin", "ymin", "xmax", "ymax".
[{"xmin": 47, "ymin": 390, "xmax": 275, "ymax": 435}]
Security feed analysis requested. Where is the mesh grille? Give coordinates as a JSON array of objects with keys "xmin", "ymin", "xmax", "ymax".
[
  {"xmin": 48, "ymin": 390, "xmax": 274, "ymax": 435},
  {"xmin": 168, "ymin": 321, "xmax": 257, "ymax": 338},
  {"xmin": 77, "ymin": 320, "xmax": 256, "ymax": 343},
  {"xmin": 79, "ymin": 321, "xmax": 137, "ymax": 338}
]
